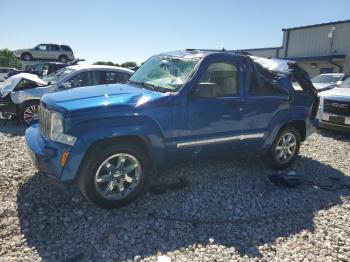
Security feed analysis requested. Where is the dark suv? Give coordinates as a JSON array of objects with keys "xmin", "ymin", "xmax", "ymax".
[
  {"xmin": 25, "ymin": 49, "xmax": 318, "ymax": 208},
  {"xmin": 14, "ymin": 44, "xmax": 75, "ymax": 63}
]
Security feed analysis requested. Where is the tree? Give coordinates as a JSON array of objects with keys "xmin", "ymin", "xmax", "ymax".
[
  {"xmin": 120, "ymin": 61, "xmax": 137, "ymax": 68},
  {"xmin": 93, "ymin": 61, "xmax": 115, "ymax": 66},
  {"xmin": 0, "ymin": 48, "xmax": 21, "ymax": 69}
]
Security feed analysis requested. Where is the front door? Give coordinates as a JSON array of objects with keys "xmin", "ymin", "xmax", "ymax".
[{"xmin": 174, "ymin": 59, "xmax": 245, "ymax": 155}]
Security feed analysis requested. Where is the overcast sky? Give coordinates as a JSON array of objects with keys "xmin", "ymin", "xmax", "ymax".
[{"xmin": 1, "ymin": 0, "xmax": 349, "ymax": 64}]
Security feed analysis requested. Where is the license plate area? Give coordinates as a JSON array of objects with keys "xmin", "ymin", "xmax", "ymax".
[{"xmin": 329, "ymin": 115, "xmax": 345, "ymax": 125}]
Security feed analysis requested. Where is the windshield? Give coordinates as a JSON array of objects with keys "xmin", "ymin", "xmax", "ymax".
[
  {"xmin": 129, "ymin": 56, "xmax": 201, "ymax": 91},
  {"xmin": 311, "ymin": 74, "xmax": 342, "ymax": 84},
  {"xmin": 42, "ymin": 67, "xmax": 75, "ymax": 84},
  {"xmin": 339, "ymin": 77, "xmax": 350, "ymax": 88}
]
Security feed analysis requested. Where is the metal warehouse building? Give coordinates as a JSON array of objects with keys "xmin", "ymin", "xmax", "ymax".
[{"xmin": 241, "ymin": 20, "xmax": 350, "ymax": 77}]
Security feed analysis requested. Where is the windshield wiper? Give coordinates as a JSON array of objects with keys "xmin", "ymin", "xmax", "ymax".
[{"xmin": 128, "ymin": 80, "xmax": 174, "ymax": 93}]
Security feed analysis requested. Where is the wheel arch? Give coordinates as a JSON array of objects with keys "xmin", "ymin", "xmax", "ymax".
[{"xmin": 78, "ymin": 135, "xmax": 158, "ymax": 176}]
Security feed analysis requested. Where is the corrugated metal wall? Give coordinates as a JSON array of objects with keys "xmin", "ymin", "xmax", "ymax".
[{"xmin": 286, "ymin": 22, "xmax": 350, "ymax": 57}]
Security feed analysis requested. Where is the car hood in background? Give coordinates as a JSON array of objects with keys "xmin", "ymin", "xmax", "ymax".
[
  {"xmin": 312, "ymin": 82, "xmax": 336, "ymax": 91},
  {"xmin": 41, "ymin": 83, "xmax": 170, "ymax": 116},
  {"xmin": 0, "ymin": 73, "xmax": 48, "ymax": 97},
  {"xmin": 319, "ymin": 88, "xmax": 350, "ymax": 100}
]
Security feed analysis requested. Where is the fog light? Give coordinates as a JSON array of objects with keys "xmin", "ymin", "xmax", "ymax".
[{"xmin": 60, "ymin": 151, "xmax": 69, "ymax": 167}]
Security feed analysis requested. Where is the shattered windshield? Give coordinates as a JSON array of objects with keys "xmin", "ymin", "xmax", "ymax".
[
  {"xmin": 43, "ymin": 67, "xmax": 76, "ymax": 85},
  {"xmin": 129, "ymin": 56, "xmax": 201, "ymax": 92}
]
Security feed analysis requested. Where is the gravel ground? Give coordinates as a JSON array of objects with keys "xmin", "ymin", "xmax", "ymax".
[{"xmin": 0, "ymin": 120, "xmax": 350, "ymax": 262}]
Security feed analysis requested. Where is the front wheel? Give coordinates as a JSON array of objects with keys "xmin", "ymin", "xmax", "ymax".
[
  {"xmin": 265, "ymin": 126, "xmax": 301, "ymax": 169},
  {"xmin": 18, "ymin": 101, "xmax": 40, "ymax": 126},
  {"xmin": 78, "ymin": 142, "xmax": 150, "ymax": 208}
]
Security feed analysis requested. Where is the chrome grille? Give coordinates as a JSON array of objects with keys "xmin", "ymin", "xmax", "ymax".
[
  {"xmin": 324, "ymin": 99, "xmax": 350, "ymax": 117},
  {"xmin": 38, "ymin": 106, "xmax": 51, "ymax": 138}
]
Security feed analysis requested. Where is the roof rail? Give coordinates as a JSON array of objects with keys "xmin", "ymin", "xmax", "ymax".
[{"xmin": 185, "ymin": 48, "xmax": 252, "ymax": 56}]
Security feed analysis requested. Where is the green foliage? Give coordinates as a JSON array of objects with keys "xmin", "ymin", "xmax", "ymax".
[
  {"xmin": 93, "ymin": 61, "xmax": 138, "ymax": 68},
  {"xmin": 120, "ymin": 61, "xmax": 137, "ymax": 68},
  {"xmin": 0, "ymin": 49, "xmax": 21, "ymax": 69},
  {"xmin": 93, "ymin": 61, "xmax": 115, "ymax": 66}
]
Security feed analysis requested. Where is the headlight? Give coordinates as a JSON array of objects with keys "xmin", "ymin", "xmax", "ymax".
[
  {"xmin": 48, "ymin": 111, "xmax": 76, "ymax": 146},
  {"xmin": 49, "ymin": 111, "xmax": 64, "ymax": 141}
]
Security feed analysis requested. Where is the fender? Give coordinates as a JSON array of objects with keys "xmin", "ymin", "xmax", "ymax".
[
  {"xmin": 262, "ymin": 106, "xmax": 310, "ymax": 150},
  {"xmin": 60, "ymin": 114, "xmax": 167, "ymax": 181}
]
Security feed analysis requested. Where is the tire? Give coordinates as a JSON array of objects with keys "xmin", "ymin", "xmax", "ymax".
[
  {"xmin": 18, "ymin": 101, "xmax": 40, "ymax": 126},
  {"xmin": 265, "ymin": 126, "xmax": 301, "ymax": 169},
  {"xmin": 78, "ymin": 141, "xmax": 150, "ymax": 208},
  {"xmin": 58, "ymin": 55, "xmax": 68, "ymax": 63},
  {"xmin": 21, "ymin": 53, "xmax": 33, "ymax": 61}
]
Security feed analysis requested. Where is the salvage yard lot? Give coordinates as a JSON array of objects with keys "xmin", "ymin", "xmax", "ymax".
[{"xmin": 0, "ymin": 121, "xmax": 350, "ymax": 262}]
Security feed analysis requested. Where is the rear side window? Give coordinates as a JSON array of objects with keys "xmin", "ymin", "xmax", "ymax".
[
  {"xmin": 248, "ymin": 64, "xmax": 280, "ymax": 96},
  {"xmin": 60, "ymin": 45, "xmax": 72, "ymax": 51},
  {"xmin": 50, "ymin": 45, "xmax": 60, "ymax": 51}
]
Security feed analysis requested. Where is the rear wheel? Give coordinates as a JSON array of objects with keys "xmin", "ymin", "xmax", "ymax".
[
  {"xmin": 265, "ymin": 126, "xmax": 301, "ymax": 169},
  {"xmin": 18, "ymin": 101, "xmax": 40, "ymax": 126},
  {"xmin": 21, "ymin": 53, "xmax": 33, "ymax": 61},
  {"xmin": 78, "ymin": 141, "xmax": 150, "ymax": 208},
  {"xmin": 58, "ymin": 55, "xmax": 68, "ymax": 63}
]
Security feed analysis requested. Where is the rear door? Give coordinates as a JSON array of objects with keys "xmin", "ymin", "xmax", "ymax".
[
  {"xmin": 242, "ymin": 62, "xmax": 290, "ymax": 135},
  {"xmin": 49, "ymin": 44, "xmax": 61, "ymax": 60}
]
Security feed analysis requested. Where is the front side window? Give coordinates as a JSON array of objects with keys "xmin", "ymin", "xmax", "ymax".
[
  {"xmin": 129, "ymin": 56, "xmax": 201, "ymax": 92},
  {"xmin": 36, "ymin": 45, "xmax": 48, "ymax": 51},
  {"xmin": 198, "ymin": 62, "xmax": 238, "ymax": 97},
  {"xmin": 67, "ymin": 71, "xmax": 100, "ymax": 88}
]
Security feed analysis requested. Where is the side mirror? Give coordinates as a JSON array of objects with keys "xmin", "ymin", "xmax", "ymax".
[
  {"xmin": 60, "ymin": 82, "xmax": 71, "ymax": 89},
  {"xmin": 191, "ymin": 83, "xmax": 218, "ymax": 99},
  {"xmin": 336, "ymin": 80, "xmax": 342, "ymax": 86}
]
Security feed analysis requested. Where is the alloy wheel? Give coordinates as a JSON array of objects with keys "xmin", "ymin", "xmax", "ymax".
[
  {"xmin": 23, "ymin": 105, "xmax": 39, "ymax": 125},
  {"xmin": 275, "ymin": 132, "xmax": 297, "ymax": 164},
  {"xmin": 94, "ymin": 153, "xmax": 142, "ymax": 200}
]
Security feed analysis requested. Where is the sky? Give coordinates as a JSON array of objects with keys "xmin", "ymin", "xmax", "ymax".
[{"xmin": 1, "ymin": 0, "xmax": 349, "ymax": 65}]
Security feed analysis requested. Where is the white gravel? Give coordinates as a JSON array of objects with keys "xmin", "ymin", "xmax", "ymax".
[{"xmin": 0, "ymin": 120, "xmax": 350, "ymax": 262}]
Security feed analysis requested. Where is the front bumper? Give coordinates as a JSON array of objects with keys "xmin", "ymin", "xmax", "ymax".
[
  {"xmin": 319, "ymin": 120, "xmax": 350, "ymax": 133},
  {"xmin": 25, "ymin": 124, "xmax": 76, "ymax": 182},
  {"xmin": 0, "ymin": 95, "xmax": 16, "ymax": 114}
]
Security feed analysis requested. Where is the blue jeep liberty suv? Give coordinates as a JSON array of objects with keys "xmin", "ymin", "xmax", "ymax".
[{"xmin": 25, "ymin": 49, "xmax": 318, "ymax": 208}]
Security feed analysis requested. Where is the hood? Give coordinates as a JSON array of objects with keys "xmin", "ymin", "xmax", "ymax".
[
  {"xmin": 313, "ymin": 82, "xmax": 336, "ymax": 91},
  {"xmin": 14, "ymin": 48, "xmax": 30, "ymax": 53},
  {"xmin": 0, "ymin": 73, "xmax": 47, "ymax": 97},
  {"xmin": 319, "ymin": 88, "xmax": 350, "ymax": 99},
  {"xmin": 41, "ymin": 83, "xmax": 169, "ymax": 115}
]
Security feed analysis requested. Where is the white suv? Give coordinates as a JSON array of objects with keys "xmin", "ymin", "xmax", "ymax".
[{"xmin": 318, "ymin": 77, "xmax": 350, "ymax": 132}]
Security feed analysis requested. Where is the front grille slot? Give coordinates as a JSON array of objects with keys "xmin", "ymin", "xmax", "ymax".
[
  {"xmin": 38, "ymin": 106, "xmax": 51, "ymax": 138},
  {"xmin": 324, "ymin": 99, "xmax": 350, "ymax": 117}
]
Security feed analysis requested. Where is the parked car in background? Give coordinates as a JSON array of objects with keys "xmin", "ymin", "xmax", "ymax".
[
  {"xmin": 13, "ymin": 44, "xmax": 75, "ymax": 63},
  {"xmin": 7, "ymin": 59, "xmax": 85, "ymax": 78},
  {"xmin": 0, "ymin": 65, "xmax": 133, "ymax": 125},
  {"xmin": 25, "ymin": 49, "xmax": 318, "ymax": 208},
  {"xmin": 311, "ymin": 73, "xmax": 347, "ymax": 92},
  {"xmin": 0, "ymin": 67, "xmax": 18, "ymax": 81},
  {"xmin": 318, "ymin": 76, "xmax": 350, "ymax": 132}
]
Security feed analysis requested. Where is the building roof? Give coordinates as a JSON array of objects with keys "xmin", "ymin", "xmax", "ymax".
[{"xmin": 282, "ymin": 19, "xmax": 350, "ymax": 31}]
